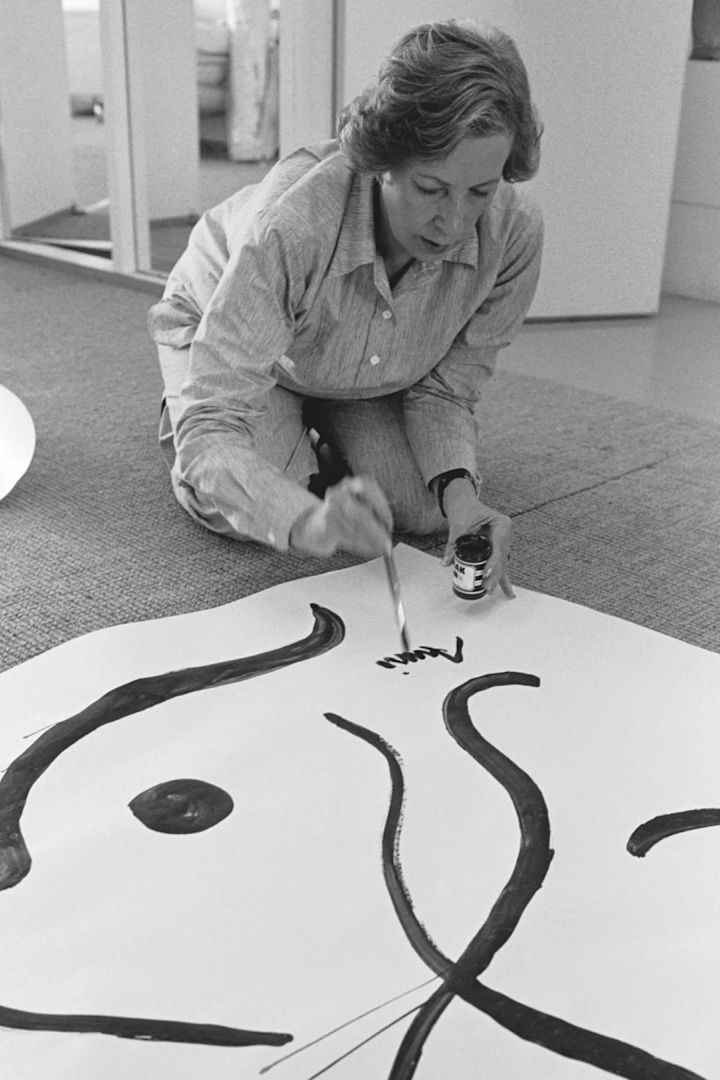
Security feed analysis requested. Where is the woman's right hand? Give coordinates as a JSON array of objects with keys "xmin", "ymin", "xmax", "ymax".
[{"xmin": 289, "ymin": 476, "xmax": 393, "ymax": 558}]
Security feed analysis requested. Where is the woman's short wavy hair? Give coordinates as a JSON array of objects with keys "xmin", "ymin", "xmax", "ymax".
[{"xmin": 337, "ymin": 20, "xmax": 542, "ymax": 182}]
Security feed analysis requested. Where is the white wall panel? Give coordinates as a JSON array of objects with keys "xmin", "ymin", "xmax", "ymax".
[{"xmin": 663, "ymin": 59, "xmax": 720, "ymax": 301}]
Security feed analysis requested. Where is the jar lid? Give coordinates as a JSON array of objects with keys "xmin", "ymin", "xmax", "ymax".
[{"xmin": 454, "ymin": 532, "xmax": 491, "ymax": 562}]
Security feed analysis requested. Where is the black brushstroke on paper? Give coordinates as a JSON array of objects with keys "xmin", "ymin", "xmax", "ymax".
[
  {"xmin": 128, "ymin": 778, "xmax": 234, "ymax": 834},
  {"xmin": 0, "ymin": 605, "xmax": 343, "ymax": 891},
  {"xmin": 376, "ymin": 637, "xmax": 464, "ymax": 671},
  {"xmin": 0, "ymin": 1005, "xmax": 291, "ymax": 1047},
  {"xmin": 0, "ymin": 606, "xmax": 711, "ymax": 1076},
  {"xmin": 0, "ymin": 605, "xmax": 344, "ymax": 1048},
  {"xmin": 628, "ymin": 809, "xmax": 720, "ymax": 857},
  {"xmin": 328, "ymin": 672, "xmax": 707, "ymax": 1080}
]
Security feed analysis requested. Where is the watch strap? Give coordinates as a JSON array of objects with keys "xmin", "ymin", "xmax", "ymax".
[{"xmin": 435, "ymin": 469, "xmax": 476, "ymax": 518}]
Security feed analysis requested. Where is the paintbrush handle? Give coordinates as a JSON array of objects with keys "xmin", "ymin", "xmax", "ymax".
[
  {"xmin": 343, "ymin": 478, "xmax": 410, "ymax": 652},
  {"xmin": 384, "ymin": 549, "xmax": 411, "ymax": 653}
]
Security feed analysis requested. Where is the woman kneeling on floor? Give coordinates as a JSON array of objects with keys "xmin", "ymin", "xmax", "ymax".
[{"xmin": 149, "ymin": 18, "xmax": 543, "ymax": 598}]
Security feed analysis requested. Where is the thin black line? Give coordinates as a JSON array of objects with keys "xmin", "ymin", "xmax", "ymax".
[
  {"xmin": 259, "ymin": 977, "xmax": 438, "ymax": 1074},
  {"xmin": 23, "ymin": 726, "xmax": 53, "ymax": 740},
  {"xmin": 302, "ymin": 1004, "xmax": 421, "ymax": 1080}
]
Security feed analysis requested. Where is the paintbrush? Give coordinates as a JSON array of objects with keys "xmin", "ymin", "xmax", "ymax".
[
  {"xmin": 346, "ymin": 476, "xmax": 411, "ymax": 652},
  {"xmin": 383, "ymin": 545, "xmax": 411, "ymax": 653}
]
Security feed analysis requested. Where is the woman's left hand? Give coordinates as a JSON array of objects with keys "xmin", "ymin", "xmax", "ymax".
[{"xmin": 440, "ymin": 480, "xmax": 515, "ymax": 598}]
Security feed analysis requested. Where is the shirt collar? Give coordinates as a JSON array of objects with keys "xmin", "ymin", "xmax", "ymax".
[
  {"xmin": 328, "ymin": 170, "xmax": 481, "ymax": 276},
  {"xmin": 326, "ymin": 171, "xmax": 378, "ymax": 277}
]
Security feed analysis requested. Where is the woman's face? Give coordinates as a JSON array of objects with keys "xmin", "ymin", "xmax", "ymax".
[{"xmin": 377, "ymin": 132, "xmax": 512, "ymax": 266}]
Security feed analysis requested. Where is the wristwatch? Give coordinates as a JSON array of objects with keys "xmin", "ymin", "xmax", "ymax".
[{"xmin": 435, "ymin": 469, "xmax": 477, "ymax": 518}]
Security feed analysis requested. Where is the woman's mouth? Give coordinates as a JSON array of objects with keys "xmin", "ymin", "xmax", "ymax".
[{"xmin": 418, "ymin": 236, "xmax": 450, "ymax": 256}]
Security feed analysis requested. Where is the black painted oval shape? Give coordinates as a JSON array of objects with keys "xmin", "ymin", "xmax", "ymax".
[{"xmin": 129, "ymin": 779, "xmax": 234, "ymax": 834}]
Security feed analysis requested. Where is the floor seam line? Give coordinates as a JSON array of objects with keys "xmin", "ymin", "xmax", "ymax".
[{"xmin": 509, "ymin": 457, "xmax": 668, "ymax": 518}]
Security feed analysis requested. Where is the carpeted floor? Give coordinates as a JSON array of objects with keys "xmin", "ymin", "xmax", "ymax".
[{"xmin": 1, "ymin": 253, "xmax": 718, "ymax": 672}]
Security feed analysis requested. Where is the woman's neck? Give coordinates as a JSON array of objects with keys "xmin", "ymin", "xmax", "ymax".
[
  {"xmin": 386, "ymin": 258, "xmax": 413, "ymax": 289},
  {"xmin": 373, "ymin": 179, "xmax": 412, "ymax": 284}
]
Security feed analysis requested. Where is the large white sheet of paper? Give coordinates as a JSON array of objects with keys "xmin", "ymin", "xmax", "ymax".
[
  {"xmin": 0, "ymin": 384, "xmax": 35, "ymax": 500},
  {"xmin": 1, "ymin": 546, "xmax": 718, "ymax": 1080}
]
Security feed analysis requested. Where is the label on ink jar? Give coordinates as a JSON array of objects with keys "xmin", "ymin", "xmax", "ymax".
[{"xmin": 452, "ymin": 532, "xmax": 492, "ymax": 600}]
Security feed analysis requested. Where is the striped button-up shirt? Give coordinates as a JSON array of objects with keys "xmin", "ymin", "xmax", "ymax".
[{"xmin": 149, "ymin": 140, "xmax": 543, "ymax": 549}]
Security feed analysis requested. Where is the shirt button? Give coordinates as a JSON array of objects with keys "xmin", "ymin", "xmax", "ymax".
[
  {"xmin": 369, "ymin": 355, "xmax": 381, "ymax": 366},
  {"xmin": 382, "ymin": 309, "xmax": 392, "ymax": 320}
]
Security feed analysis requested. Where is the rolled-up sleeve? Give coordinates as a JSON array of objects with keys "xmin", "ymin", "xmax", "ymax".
[
  {"xmin": 403, "ymin": 199, "xmax": 544, "ymax": 486},
  {"xmin": 171, "ymin": 220, "xmax": 320, "ymax": 551}
]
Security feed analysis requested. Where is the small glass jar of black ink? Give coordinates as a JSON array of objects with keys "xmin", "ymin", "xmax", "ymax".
[{"xmin": 452, "ymin": 532, "xmax": 492, "ymax": 600}]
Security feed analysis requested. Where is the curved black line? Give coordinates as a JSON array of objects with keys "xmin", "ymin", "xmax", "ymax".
[
  {"xmin": 628, "ymin": 810, "xmax": 720, "ymax": 857},
  {"xmin": 390, "ymin": 671, "xmax": 550, "ymax": 1079},
  {"xmin": 0, "ymin": 1004, "xmax": 291, "ymax": 1047},
  {"xmin": 462, "ymin": 981, "xmax": 707, "ymax": 1080},
  {"xmin": 441, "ymin": 673, "xmax": 551, "ymax": 971},
  {"xmin": 323, "ymin": 712, "xmax": 442, "ymax": 961},
  {"xmin": 0, "ymin": 604, "xmax": 343, "ymax": 892},
  {"xmin": 0, "ymin": 605, "xmax": 344, "ymax": 1048},
  {"xmin": 327, "ymin": 676, "xmax": 706, "ymax": 1080}
]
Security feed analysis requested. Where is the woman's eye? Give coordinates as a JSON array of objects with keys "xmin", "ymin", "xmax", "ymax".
[{"xmin": 414, "ymin": 184, "xmax": 491, "ymax": 199}]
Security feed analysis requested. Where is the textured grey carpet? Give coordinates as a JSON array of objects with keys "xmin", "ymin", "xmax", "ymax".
[{"xmin": 1, "ymin": 253, "xmax": 718, "ymax": 672}]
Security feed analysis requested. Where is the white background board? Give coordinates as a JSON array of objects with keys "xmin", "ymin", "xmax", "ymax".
[{"xmin": 0, "ymin": 546, "xmax": 718, "ymax": 1078}]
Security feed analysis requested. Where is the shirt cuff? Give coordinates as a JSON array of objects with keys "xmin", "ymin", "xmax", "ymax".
[{"xmin": 172, "ymin": 441, "xmax": 321, "ymax": 553}]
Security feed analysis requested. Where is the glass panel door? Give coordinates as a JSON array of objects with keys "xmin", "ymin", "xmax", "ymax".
[
  {"xmin": 138, "ymin": 0, "xmax": 281, "ymax": 277},
  {"xmin": 0, "ymin": 0, "xmax": 113, "ymax": 262}
]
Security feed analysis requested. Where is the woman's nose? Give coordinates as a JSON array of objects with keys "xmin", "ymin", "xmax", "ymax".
[{"xmin": 434, "ymin": 198, "xmax": 468, "ymax": 237}]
